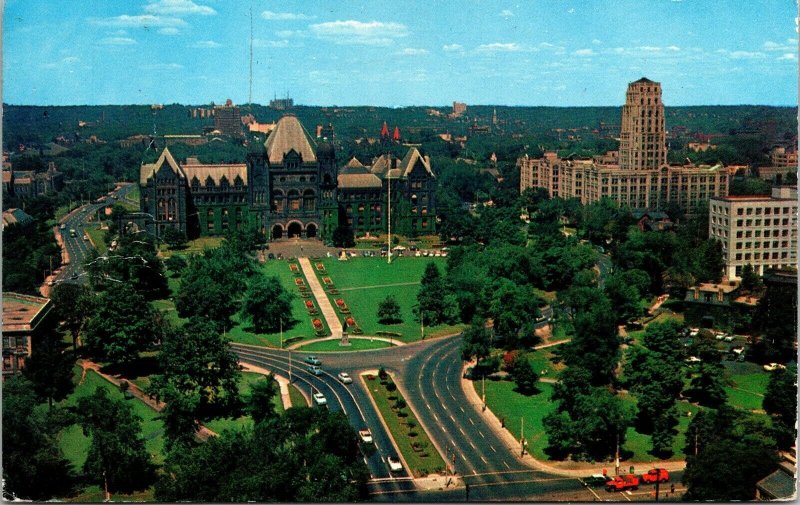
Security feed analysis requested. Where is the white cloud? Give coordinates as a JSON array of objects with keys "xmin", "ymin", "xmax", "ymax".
[
  {"xmin": 499, "ymin": 9, "xmax": 514, "ymax": 18},
  {"xmin": 592, "ymin": 39, "xmax": 602, "ymax": 45},
  {"xmin": 763, "ymin": 40, "xmax": 796, "ymax": 52},
  {"xmin": 728, "ymin": 50, "xmax": 766, "ymax": 59},
  {"xmin": 637, "ymin": 46, "xmax": 662, "ymax": 52},
  {"xmin": 144, "ymin": 0, "xmax": 215, "ymax": 16},
  {"xmin": 190, "ymin": 40, "xmax": 221, "ymax": 48},
  {"xmin": 62, "ymin": 56, "xmax": 80, "ymax": 64},
  {"xmin": 91, "ymin": 15, "xmax": 187, "ymax": 28},
  {"xmin": 310, "ymin": 20, "xmax": 409, "ymax": 46},
  {"xmin": 396, "ymin": 47, "xmax": 428, "ymax": 56},
  {"xmin": 443, "ymin": 43, "xmax": 463, "ymax": 52},
  {"xmin": 477, "ymin": 42, "xmax": 523, "ymax": 52},
  {"xmin": 574, "ymin": 48, "xmax": 594, "ymax": 56},
  {"xmin": 159, "ymin": 27, "xmax": 179, "ymax": 35},
  {"xmin": 140, "ymin": 63, "xmax": 184, "ymax": 70},
  {"xmin": 276, "ymin": 30, "xmax": 306, "ymax": 38},
  {"xmin": 777, "ymin": 53, "xmax": 797, "ymax": 60},
  {"xmin": 253, "ymin": 39, "xmax": 290, "ymax": 48},
  {"xmin": 100, "ymin": 37, "xmax": 137, "ymax": 45},
  {"xmin": 262, "ymin": 10, "xmax": 314, "ymax": 21}
]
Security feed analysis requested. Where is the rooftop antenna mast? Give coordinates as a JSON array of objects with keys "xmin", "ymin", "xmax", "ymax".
[{"xmin": 248, "ymin": 3, "xmax": 253, "ymax": 106}]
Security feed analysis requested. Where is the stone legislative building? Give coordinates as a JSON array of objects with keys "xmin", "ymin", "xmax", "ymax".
[
  {"xmin": 139, "ymin": 114, "xmax": 436, "ymax": 242},
  {"xmin": 518, "ymin": 78, "xmax": 730, "ymax": 213}
]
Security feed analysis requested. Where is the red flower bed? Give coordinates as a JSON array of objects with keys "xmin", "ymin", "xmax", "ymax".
[
  {"xmin": 335, "ymin": 299, "xmax": 345, "ymax": 307},
  {"xmin": 316, "ymin": 263, "xmax": 325, "ymax": 271},
  {"xmin": 295, "ymin": 278, "xmax": 304, "ymax": 286},
  {"xmin": 290, "ymin": 264, "xmax": 299, "ymax": 272},
  {"xmin": 323, "ymin": 277, "xmax": 333, "ymax": 284},
  {"xmin": 305, "ymin": 300, "xmax": 314, "ymax": 308},
  {"xmin": 312, "ymin": 319, "xmax": 323, "ymax": 330},
  {"xmin": 346, "ymin": 317, "xmax": 356, "ymax": 326}
]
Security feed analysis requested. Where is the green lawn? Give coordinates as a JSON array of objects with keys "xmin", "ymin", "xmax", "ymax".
[
  {"xmin": 724, "ymin": 371, "xmax": 769, "ymax": 412},
  {"xmin": 119, "ymin": 184, "xmax": 140, "ymax": 212},
  {"xmin": 58, "ymin": 366, "xmax": 165, "ymax": 471},
  {"xmin": 227, "ymin": 261, "xmax": 330, "ymax": 348},
  {"xmin": 85, "ymin": 225, "xmax": 108, "ymax": 254},
  {"xmin": 364, "ymin": 374, "xmax": 446, "ymax": 477},
  {"xmin": 288, "ymin": 383, "xmax": 309, "ymax": 407},
  {"xmin": 158, "ymin": 236, "xmax": 224, "ymax": 258},
  {"xmin": 319, "ymin": 257, "xmax": 465, "ymax": 342},
  {"xmin": 295, "ymin": 338, "xmax": 394, "ymax": 352}
]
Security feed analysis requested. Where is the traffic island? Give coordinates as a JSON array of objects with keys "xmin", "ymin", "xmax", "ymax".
[{"xmin": 361, "ymin": 370, "xmax": 447, "ymax": 478}]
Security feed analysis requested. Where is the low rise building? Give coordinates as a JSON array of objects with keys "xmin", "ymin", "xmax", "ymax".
[
  {"xmin": 708, "ymin": 186, "xmax": 798, "ymax": 280},
  {"xmin": 2, "ymin": 293, "xmax": 53, "ymax": 376}
]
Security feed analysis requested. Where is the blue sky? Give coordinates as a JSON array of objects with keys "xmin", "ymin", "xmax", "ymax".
[{"xmin": 3, "ymin": 0, "xmax": 798, "ymax": 106}]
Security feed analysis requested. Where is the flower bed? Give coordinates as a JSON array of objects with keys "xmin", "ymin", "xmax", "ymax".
[
  {"xmin": 305, "ymin": 300, "xmax": 314, "ymax": 309},
  {"xmin": 316, "ymin": 263, "xmax": 326, "ymax": 272},
  {"xmin": 295, "ymin": 278, "xmax": 305, "ymax": 287},
  {"xmin": 290, "ymin": 264, "xmax": 299, "ymax": 273},
  {"xmin": 312, "ymin": 319, "xmax": 323, "ymax": 330}
]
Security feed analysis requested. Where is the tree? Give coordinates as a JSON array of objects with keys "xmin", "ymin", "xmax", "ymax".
[
  {"xmin": 508, "ymin": 353, "xmax": 539, "ymax": 395},
  {"xmin": 763, "ymin": 365, "xmax": 797, "ymax": 449},
  {"xmin": 332, "ymin": 225, "xmax": 355, "ymax": 248},
  {"xmin": 2, "ymin": 376, "xmax": 75, "ymax": 500},
  {"xmin": 161, "ymin": 227, "xmax": 188, "ymax": 249},
  {"xmin": 83, "ymin": 283, "xmax": 161, "ymax": 366},
  {"xmin": 23, "ymin": 329, "xmax": 75, "ymax": 407},
  {"xmin": 87, "ymin": 234, "xmax": 168, "ymax": 299},
  {"xmin": 77, "ymin": 388, "xmax": 156, "ymax": 494},
  {"xmin": 739, "ymin": 263, "xmax": 764, "ymax": 295},
  {"xmin": 559, "ymin": 297, "xmax": 620, "ymax": 385},
  {"xmin": 164, "ymin": 254, "xmax": 188, "ymax": 276},
  {"xmin": 241, "ymin": 276, "xmax": 294, "ymax": 333},
  {"xmin": 49, "ymin": 282, "xmax": 95, "ymax": 351},
  {"xmin": 149, "ymin": 317, "xmax": 241, "ymax": 424},
  {"xmin": 686, "ymin": 363, "xmax": 728, "ymax": 408},
  {"xmin": 416, "ymin": 262, "xmax": 458, "ymax": 326},
  {"xmin": 377, "ymin": 295, "xmax": 402, "ymax": 324},
  {"xmin": 487, "ymin": 279, "xmax": 541, "ymax": 348},
  {"xmin": 247, "ymin": 375, "xmax": 280, "ymax": 425},
  {"xmin": 604, "ymin": 272, "xmax": 643, "ymax": 323},
  {"xmin": 460, "ymin": 320, "xmax": 492, "ymax": 363}
]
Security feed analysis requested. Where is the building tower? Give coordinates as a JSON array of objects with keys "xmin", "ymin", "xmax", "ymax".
[
  {"xmin": 316, "ymin": 138, "xmax": 338, "ymax": 242},
  {"xmin": 619, "ymin": 78, "xmax": 667, "ymax": 171}
]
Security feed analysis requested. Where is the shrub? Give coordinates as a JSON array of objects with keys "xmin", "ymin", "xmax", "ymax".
[
  {"xmin": 408, "ymin": 431, "xmax": 418, "ymax": 437},
  {"xmin": 394, "ymin": 398, "xmax": 407, "ymax": 410},
  {"xmin": 385, "ymin": 382, "xmax": 397, "ymax": 392},
  {"xmin": 378, "ymin": 367, "xmax": 387, "ymax": 380}
]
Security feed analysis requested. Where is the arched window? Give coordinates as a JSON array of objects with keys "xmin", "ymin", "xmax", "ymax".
[
  {"xmin": 303, "ymin": 189, "xmax": 315, "ymax": 211},
  {"xmin": 205, "ymin": 176, "xmax": 215, "ymax": 189},
  {"xmin": 221, "ymin": 208, "xmax": 229, "ymax": 230},
  {"xmin": 234, "ymin": 175, "xmax": 243, "ymax": 189},
  {"xmin": 191, "ymin": 176, "xmax": 200, "ymax": 192},
  {"xmin": 288, "ymin": 190, "xmax": 301, "ymax": 211},
  {"xmin": 219, "ymin": 176, "xmax": 229, "ymax": 191},
  {"xmin": 273, "ymin": 190, "xmax": 285, "ymax": 212},
  {"xmin": 206, "ymin": 208, "xmax": 215, "ymax": 232}
]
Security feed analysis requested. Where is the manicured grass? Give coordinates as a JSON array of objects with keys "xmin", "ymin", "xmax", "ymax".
[
  {"xmin": 364, "ymin": 373, "xmax": 446, "ymax": 477},
  {"xmin": 621, "ymin": 393, "xmax": 703, "ymax": 462},
  {"xmin": 227, "ymin": 260, "xmax": 330, "ymax": 348},
  {"xmin": 475, "ymin": 379, "xmax": 557, "ymax": 460},
  {"xmin": 288, "ymin": 383, "xmax": 309, "ymax": 407},
  {"xmin": 85, "ymin": 225, "xmax": 108, "ymax": 254},
  {"xmin": 158, "ymin": 236, "xmax": 225, "ymax": 258},
  {"xmin": 58, "ymin": 366, "xmax": 165, "ymax": 471},
  {"xmin": 724, "ymin": 371, "xmax": 769, "ymax": 412},
  {"xmin": 66, "ymin": 485, "xmax": 155, "ymax": 503},
  {"xmin": 295, "ymin": 338, "xmax": 394, "ymax": 352},
  {"xmin": 119, "ymin": 185, "xmax": 140, "ymax": 212},
  {"xmin": 320, "ymin": 257, "xmax": 465, "ymax": 342}
]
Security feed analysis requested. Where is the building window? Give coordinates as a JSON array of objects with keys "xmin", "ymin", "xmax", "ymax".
[
  {"xmin": 207, "ymin": 209, "xmax": 215, "ymax": 232},
  {"xmin": 288, "ymin": 190, "xmax": 301, "ymax": 211}
]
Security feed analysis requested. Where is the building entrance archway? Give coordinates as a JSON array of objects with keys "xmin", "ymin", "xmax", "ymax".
[
  {"xmin": 306, "ymin": 223, "xmax": 317, "ymax": 238},
  {"xmin": 287, "ymin": 222, "xmax": 303, "ymax": 238},
  {"xmin": 271, "ymin": 225, "xmax": 283, "ymax": 240}
]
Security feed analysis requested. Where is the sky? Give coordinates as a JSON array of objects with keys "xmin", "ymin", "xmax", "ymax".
[{"xmin": 3, "ymin": 0, "xmax": 798, "ymax": 106}]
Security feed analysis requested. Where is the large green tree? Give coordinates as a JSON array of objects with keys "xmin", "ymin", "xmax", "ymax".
[
  {"xmin": 83, "ymin": 283, "xmax": 161, "ymax": 366},
  {"xmin": 377, "ymin": 295, "xmax": 402, "ymax": 324},
  {"xmin": 2, "ymin": 376, "xmax": 75, "ymax": 500},
  {"xmin": 23, "ymin": 328, "xmax": 75, "ymax": 407},
  {"xmin": 487, "ymin": 279, "xmax": 541, "ymax": 348},
  {"xmin": 49, "ymin": 282, "xmax": 95, "ymax": 351},
  {"xmin": 77, "ymin": 388, "xmax": 156, "ymax": 494},
  {"xmin": 763, "ymin": 365, "xmax": 797, "ymax": 449},
  {"xmin": 241, "ymin": 275, "xmax": 294, "ymax": 333},
  {"xmin": 416, "ymin": 262, "xmax": 458, "ymax": 326}
]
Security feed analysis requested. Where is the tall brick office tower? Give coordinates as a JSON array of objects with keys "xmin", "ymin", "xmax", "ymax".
[{"xmin": 619, "ymin": 78, "xmax": 667, "ymax": 171}]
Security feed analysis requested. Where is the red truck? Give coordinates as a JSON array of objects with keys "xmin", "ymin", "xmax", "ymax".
[
  {"xmin": 606, "ymin": 474, "xmax": 640, "ymax": 492},
  {"xmin": 641, "ymin": 468, "xmax": 669, "ymax": 484}
]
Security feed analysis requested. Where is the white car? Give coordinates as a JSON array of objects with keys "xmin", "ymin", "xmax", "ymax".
[
  {"xmin": 387, "ymin": 456, "xmax": 403, "ymax": 472},
  {"xmin": 358, "ymin": 429, "xmax": 373, "ymax": 444},
  {"xmin": 763, "ymin": 363, "xmax": 786, "ymax": 372},
  {"xmin": 685, "ymin": 356, "xmax": 702, "ymax": 364},
  {"xmin": 313, "ymin": 392, "xmax": 327, "ymax": 406},
  {"xmin": 723, "ymin": 335, "xmax": 735, "ymax": 342},
  {"xmin": 338, "ymin": 372, "xmax": 353, "ymax": 384},
  {"xmin": 307, "ymin": 365, "xmax": 322, "ymax": 376}
]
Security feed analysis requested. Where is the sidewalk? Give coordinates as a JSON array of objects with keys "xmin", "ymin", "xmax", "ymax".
[
  {"xmin": 459, "ymin": 362, "xmax": 686, "ymax": 477},
  {"xmin": 298, "ymin": 257, "xmax": 343, "ymax": 339},
  {"xmin": 240, "ymin": 362, "xmax": 309, "ymax": 408}
]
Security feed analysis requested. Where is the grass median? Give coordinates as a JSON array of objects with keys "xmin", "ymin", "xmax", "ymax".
[
  {"xmin": 295, "ymin": 338, "xmax": 394, "ymax": 352},
  {"xmin": 363, "ymin": 372, "xmax": 446, "ymax": 477}
]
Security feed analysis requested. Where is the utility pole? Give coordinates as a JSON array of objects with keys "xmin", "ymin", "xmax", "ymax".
[
  {"xmin": 280, "ymin": 318, "xmax": 283, "ymax": 349},
  {"xmin": 288, "ymin": 349, "xmax": 292, "ymax": 383},
  {"xmin": 482, "ymin": 375, "xmax": 486, "ymax": 411},
  {"xmin": 615, "ymin": 431, "xmax": 620, "ymax": 476},
  {"xmin": 520, "ymin": 417, "xmax": 525, "ymax": 456},
  {"xmin": 655, "ymin": 471, "xmax": 661, "ymax": 502}
]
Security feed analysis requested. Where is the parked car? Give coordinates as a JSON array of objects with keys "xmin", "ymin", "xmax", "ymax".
[
  {"xmin": 763, "ymin": 363, "xmax": 786, "ymax": 372},
  {"xmin": 723, "ymin": 335, "xmax": 735, "ymax": 342},
  {"xmin": 387, "ymin": 456, "xmax": 403, "ymax": 473},
  {"xmin": 313, "ymin": 392, "xmax": 327, "ymax": 406},
  {"xmin": 338, "ymin": 372, "xmax": 353, "ymax": 384},
  {"xmin": 641, "ymin": 468, "xmax": 669, "ymax": 484},
  {"xmin": 307, "ymin": 365, "xmax": 322, "ymax": 376},
  {"xmin": 305, "ymin": 355, "xmax": 321, "ymax": 366},
  {"xmin": 583, "ymin": 474, "xmax": 612, "ymax": 487},
  {"xmin": 358, "ymin": 429, "xmax": 373, "ymax": 444}
]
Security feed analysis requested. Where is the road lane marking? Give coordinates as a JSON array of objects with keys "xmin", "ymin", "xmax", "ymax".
[
  {"xmin": 490, "ymin": 445, "xmax": 497, "ymax": 452},
  {"xmin": 503, "ymin": 461, "xmax": 511, "ymax": 469},
  {"xmin": 469, "ymin": 441, "xmax": 477, "ymax": 450},
  {"xmin": 459, "ymin": 406, "xmax": 465, "ymax": 413},
  {"xmin": 478, "ymin": 431, "xmax": 485, "ymax": 439},
  {"xmin": 469, "ymin": 418, "xmax": 475, "ymax": 426},
  {"xmin": 480, "ymin": 456, "xmax": 488, "ymax": 464}
]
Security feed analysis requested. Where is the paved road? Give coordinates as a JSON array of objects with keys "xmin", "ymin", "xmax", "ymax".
[
  {"xmin": 232, "ymin": 337, "xmax": 610, "ymax": 500},
  {"xmin": 53, "ymin": 183, "xmax": 136, "ymax": 286}
]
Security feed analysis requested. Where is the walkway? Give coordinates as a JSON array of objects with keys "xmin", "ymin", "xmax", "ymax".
[
  {"xmin": 298, "ymin": 257, "xmax": 343, "ymax": 340},
  {"xmin": 287, "ymin": 334, "xmax": 404, "ymax": 350},
  {"xmin": 241, "ymin": 362, "xmax": 305, "ymax": 408}
]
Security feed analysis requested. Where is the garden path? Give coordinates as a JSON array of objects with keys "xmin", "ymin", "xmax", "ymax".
[{"xmin": 298, "ymin": 257, "xmax": 343, "ymax": 340}]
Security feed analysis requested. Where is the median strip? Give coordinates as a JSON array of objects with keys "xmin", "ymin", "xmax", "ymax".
[{"xmin": 361, "ymin": 369, "xmax": 446, "ymax": 478}]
